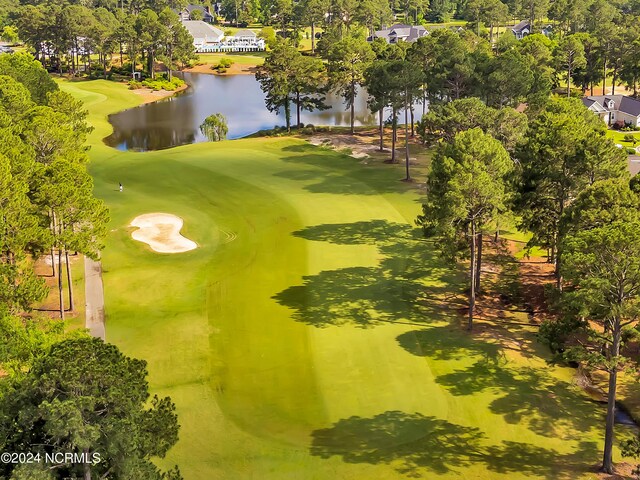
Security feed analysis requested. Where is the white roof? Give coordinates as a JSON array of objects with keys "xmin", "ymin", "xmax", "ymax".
[{"xmin": 182, "ymin": 20, "xmax": 224, "ymax": 41}]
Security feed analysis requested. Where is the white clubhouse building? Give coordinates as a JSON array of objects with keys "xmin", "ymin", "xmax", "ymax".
[{"xmin": 182, "ymin": 21, "xmax": 265, "ymax": 52}]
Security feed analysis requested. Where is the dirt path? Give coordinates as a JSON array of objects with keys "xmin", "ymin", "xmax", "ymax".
[{"xmin": 84, "ymin": 256, "xmax": 105, "ymax": 340}]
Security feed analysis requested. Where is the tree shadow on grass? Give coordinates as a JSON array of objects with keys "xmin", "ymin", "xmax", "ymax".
[
  {"xmin": 274, "ymin": 144, "xmax": 420, "ymax": 195},
  {"xmin": 310, "ymin": 410, "xmax": 600, "ymax": 479},
  {"xmin": 310, "ymin": 411, "xmax": 486, "ymax": 477},
  {"xmin": 396, "ymin": 325, "xmax": 503, "ymax": 361},
  {"xmin": 397, "ymin": 327, "xmax": 604, "ymax": 440},
  {"xmin": 273, "ymin": 221, "xmax": 464, "ymax": 328}
]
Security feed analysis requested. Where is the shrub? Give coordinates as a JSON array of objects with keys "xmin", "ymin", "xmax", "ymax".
[
  {"xmin": 624, "ymin": 133, "xmax": 635, "ymax": 143},
  {"xmin": 538, "ymin": 316, "xmax": 586, "ymax": 356},
  {"xmin": 219, "ymin": 57, "xmax": 233, "ymax": 68},
  {"xmin": 128, "ymin": 80, "xmax": 143, "ymax": 90},
  {"xmin": 627, "ymin": 147, "xmax": 637, "ymax": 155},
  {"xmin": 211, "ymin": 58, "xmax": 234, "ymax": 73},
  {"xmin": 139, "ymin": 76, "xmax": 185, "ymax": 91}
]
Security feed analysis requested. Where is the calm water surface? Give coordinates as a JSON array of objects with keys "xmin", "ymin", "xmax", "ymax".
[{"xmin": 105, "ymin": 72, "xmax": 400, "ymax": 151}]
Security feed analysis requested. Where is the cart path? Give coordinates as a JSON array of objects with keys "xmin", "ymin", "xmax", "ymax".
[{"xmin": 84, "ymin": 256, "xmax": 106, "ymax": 340}]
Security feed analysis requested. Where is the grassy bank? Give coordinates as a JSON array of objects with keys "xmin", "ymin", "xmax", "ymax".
[{"xmin": 59, "ymin": 78, "xmax": 628, "ymax": 479}]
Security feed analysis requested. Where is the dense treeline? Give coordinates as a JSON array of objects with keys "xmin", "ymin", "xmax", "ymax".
[
  {"xmin": 0, "ymin": 55, "xmax": 182, "ymax": 480},
  {"xmin": 14, "ymin": 4, "xmax": 195, "ymax": 78},
  {"xmin": 417, "ymin": 93, "xmax": 634, "ymax": 474},
  {"xmin": 4, "ymin": 0, "xmax": 640, "ymax": 90}
]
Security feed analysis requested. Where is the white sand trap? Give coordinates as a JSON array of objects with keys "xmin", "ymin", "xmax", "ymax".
[{"xmin": 130, "ymin": 213, "xmax": 197, "ymax": 253}]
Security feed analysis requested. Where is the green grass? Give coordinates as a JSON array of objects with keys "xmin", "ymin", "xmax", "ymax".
[
  {"xmin": 58, "ymin": 78, "xmax": 632, "ymax": 480},
  {"xmin": 606, "ymin": 129, "xmax": 640, "ymax": 149}
]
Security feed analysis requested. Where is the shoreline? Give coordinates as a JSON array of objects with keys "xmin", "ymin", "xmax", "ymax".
[
  {"xmin": 183, "ymin": 63, "xmax": 258, "ymax": 76},
  {"xmin": 131, "ymin": 82, "xmax": 188, "ymax": 104}
]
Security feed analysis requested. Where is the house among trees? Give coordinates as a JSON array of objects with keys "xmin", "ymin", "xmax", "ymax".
[
  {"xmin": 583, "ymin": 95, "xmax": 640, "ymax": 127},
  {"xmin": 510, "ymin": 20, "xmax": 552, "ymax": 39},
  {"xmin": 367, "ymin": 24, "xmax": 428, "ymax": 44},
  {"xmin": 182, "ymin": 20, "xmax": 224, "ymax": 49},
  {"xmin": 182, "ymin": 21, "xmax": 265, "ymax": 52},
  {"xmin": 177, "ymin": 4, "xmax": 215, "ymax": 23}
]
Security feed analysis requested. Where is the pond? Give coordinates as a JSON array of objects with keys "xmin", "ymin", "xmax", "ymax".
[{"xmin": 106, "ymin": 72, "xmax": 422, "ymax": 152}]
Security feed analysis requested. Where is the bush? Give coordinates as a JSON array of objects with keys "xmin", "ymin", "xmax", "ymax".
[
  {"xmin": 538, "ymin": 316, "xmax": 586, "ymax": 356},
  {"xmin": 128, "ymin": 80, "xmax": 143, "ymax": 90},
  {"xmin": 211, "ymin": 58, "xmax": 234, "ymax": 73},
  {"xmin": 111, "ymin": 63, "xmax": 134, "ymax": 75},
  {"xmin": 627, "ymin": 147, "xmax": 637, "ymax": 155},
  {"xmin": 219, "ymin": 57, "xmax": 233, "ymax": 68},
  {"xmin": 139, "ymin": 76, "xmax": 185, "ymax": 91},
  {"xmin": 624, "ymin": 133, "xmax": 636, "ymax": 143}
]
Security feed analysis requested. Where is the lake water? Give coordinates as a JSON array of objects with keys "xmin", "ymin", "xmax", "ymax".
[{"xmin": 105, "ymin": 72, "xmax": 403, "ymax": 151}]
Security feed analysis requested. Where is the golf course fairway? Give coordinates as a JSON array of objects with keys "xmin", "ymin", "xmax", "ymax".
[{"xmin": 61, "ymin": 79, "xmax": 622, "ymax": 479}]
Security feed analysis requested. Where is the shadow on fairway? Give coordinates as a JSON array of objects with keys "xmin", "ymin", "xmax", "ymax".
[
  {"xmin": 310, "ymin": 410, "xmax": 600, "ymax": 478},
  {"xmin": 274, "ymin": 144, "xmax": 419, "ymax": 196},
  {"xmin": 397, "ymin": 327, "xmax": 604, "ymax": 440},
  {"xmin": 272, "ymin": 221, "xmax": 464, "ymax": 328},
  {"xmin": 310, "ymin": 411, "xmax": 485, "ymax": 477}
]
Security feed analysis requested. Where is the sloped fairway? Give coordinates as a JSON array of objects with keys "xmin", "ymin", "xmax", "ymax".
[{"xmin": 62, "ymin": 79, "xmax": 618, "ymax": 479}]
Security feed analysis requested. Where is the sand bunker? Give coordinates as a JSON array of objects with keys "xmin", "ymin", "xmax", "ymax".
[{"xmin": 130, "ymin": 213, "xmax": 197, "ymax": 253}]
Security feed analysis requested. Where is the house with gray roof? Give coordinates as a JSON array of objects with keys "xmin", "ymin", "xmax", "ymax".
[
  {"xmin": 233, "ymin": 29, "xmax": 257, "ymax": 40},
  {"xmin": 182, "ymin": 20, "xmax": 224, "ymax": 50},
  {"xmin": 583, "ymin": 95, "xmax": 640, "ymax": 127},
  {"xmin": 177, "ymin": 4, "xmax": 215, "ymax": 23},
  {"xmin": 511, "ymin": 21, "xmax": 552, "ymax": 39},
  {"xmin": 368, "ymin": 24, "xmax": 428, "ymax": 44}
]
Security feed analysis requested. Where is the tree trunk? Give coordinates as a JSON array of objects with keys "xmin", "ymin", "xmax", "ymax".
[
  {"xmin": 65, "ymin": 249, "xmax": 73, "ymax": 312},
  {"xmin": 350, "ymin": 82, "xmax": 355, "ymax": 134},
  {"xmin": 379, "ymin": 107, "xmax": 384, "ymax": 151},
  {"xmin": 49, "ymin": 212, "xmax": 56, "ymax": 276},
  {"xmin": 57, "ymin": 246, "xmax": 64, "ymax": 320},
  {"xmin": 83, "ymin": 448, "xmax": 92, "ymax": 480},
  {"xmin": 391, "ymin": 108, "xmax": 397, "ymax": 163},
  {"xmin": 555, "ymin": 251, "xmax": 563, "ymax": 290},
  {"xmin": 475, "ymin": 233, "xmax": 482, "ymax": 293},
  {"xmin": 468, "ymin": 220, "xmax": 476, "ymax": 331},
  {"xmin": 410, "ymin": 103, "xmax": 415, "ymax": 137},
  {"xmin": 311, "ymin": 22, "xmax": 315, "ymax": 54},
  {"xmin": 612, "ymin": 72, "xmax": 617, "ymax": 95},
  {"xmin": 567, "ymin": 65, "xmax": 571, "ymax": 97},
  {"xmin": 296, "ymin": 91, "xmax": 301, "ymax": 128},
  {"xmin": 602, "ymin": 323, "xmax": 621, "ymax": 474},
  {"xmin": 404, "ymin": 89, "xmax": 410, "ymax": 181},
  {"xmin": 285, "ymin": 99, "xmax": 291, "ymax": 132},
  {"xmin": 148, "ymin": 51, "xmax": 155, "ymax": 79}
]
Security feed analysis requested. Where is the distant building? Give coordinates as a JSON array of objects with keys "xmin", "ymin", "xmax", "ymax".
[
  {"xmin": 583, "ymin": 95, "xmax": 640, "ymax": 127},
  {"xmin": 177, "ymin": 4, "xmax": 215, "ymax": 23},
  {"xmin": 181, "ymin": 21, "xmax": 265, "ymax": 52},
  {"xmin": 511, "ymin": 21, "xmax": 552, "ymax": 40},
  {"xmin": 182, "ymin": 20, "xmax": 224, "ymax": 50},
  {"xmin": 368, "ymin": 24, "xmax": 428, "ymax": 44}
]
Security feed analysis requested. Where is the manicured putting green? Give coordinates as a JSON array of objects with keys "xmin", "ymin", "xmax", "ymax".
[{"xmin": 60, "ymin": 79, "xmax": 625, "ymax": 479}]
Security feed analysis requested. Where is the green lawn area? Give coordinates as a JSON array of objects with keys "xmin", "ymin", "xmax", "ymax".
[
  {"xmin": 59, "ymin": 78, "xmax": 631, "ymax": 480},
  {"xmin": 606, "ymin": 129, "xmax": 640, "ymax": 149}
]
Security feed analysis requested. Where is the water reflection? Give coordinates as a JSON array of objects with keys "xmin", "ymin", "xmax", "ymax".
[{"xmin": 105, "ymin": 72, "xmax": 418, "ymax": 151}]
